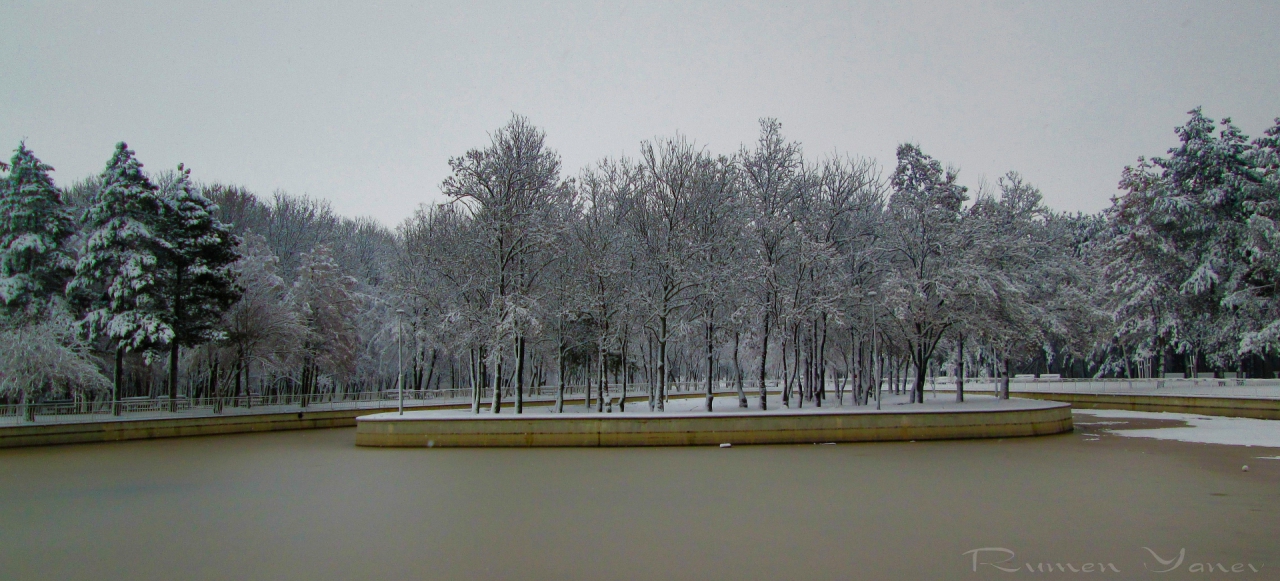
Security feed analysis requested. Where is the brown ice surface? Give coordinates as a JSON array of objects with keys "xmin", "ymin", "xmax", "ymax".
[{"xmin": 1, "ymin": 411, "xmax": 1276, "ymax": 580}]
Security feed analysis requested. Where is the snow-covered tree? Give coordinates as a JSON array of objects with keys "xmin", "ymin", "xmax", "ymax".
[
  {"xmin": 68, "ymin": 142, "xmax": 171, "ymax": 414},
  {"xmin": 966, "ymin": 173, "xmax": 1053, "ymax": 398},
  {"xmin": 291, "ymin": 244, "xmax": 359, "ymax": 405},
  {"xmin": 441, "ymin": 114, "xmax": 566, "ymax": 413},
  {"xmin": 1102, "ymin": 109, "xmax": 1262, "ymax": 375},
  {"xmin": 223, "ymin": 234, "xmax": 305, "ymax": 399},
  {"xmin": 685, "ymin": 153, "xmax": 740, "ymax": 411},
  {"xmin": 1234, "ymin": 118, "xmax": 1280, "ymax": 357},
  {"xmin": 738, "ymin": 119, "xmax": 805, "ymax": 410},
  {"xmin": 155, "ymin": 164, "xmax": 242, "ymax": 411},
  {"xmin": 571, "ymin": 157, "xmax": 638, "ymax": 411},
  {"xmin": 0, "ymin": 312, "xmax": 110, "ymax": 420},
  {"xmin": 0, "ymin": 143, "xmax": 76, "ymax": 322},
  {"xmin": 397, "ymin": 203, "xmax": 483, "ymax": 407},
  {"xmin": 627, "ymin": 134, "xmax": 713, "ymax": 411},
  {"xmin": 883, "ymin": 143, "xmax": 970, "ymax": 403}
]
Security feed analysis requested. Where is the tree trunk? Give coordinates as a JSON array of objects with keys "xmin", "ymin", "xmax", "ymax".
[
  {"xmin": 657, "ymin": 315, "xmax": 668, "ymax": 412},
  {"xmin": 585, "ymin": 357, "xmax": 593, "ymax": 412},
  {"xmin": 853, "ymin": 334, "xmax": 863, "ymax": 405},
  {"xmin": 781, "ymin": 338, "xmax": 791, "ymax": 407},
  {"xmin": 598, "ymin": 344, "xmax": 606, "ymax": 413},
  {"xmin": 212, "ymin": 357, "xmax": 223, "ymax": 413},
  {"xmin": 1000, "ymin": 357, "xmax": 1011, "ymax": 400},
  {"xmin": 113, "ymin": 346, "xmax": 123, "ymax": 416},
  {"xmin": 470, "ymin": 348, "xmax": 480, "ymax": 414},
  {"xmin": 955, "ymin": 335, "xmax": 965, "ymax": 403},
  {"xmin": 234, "ymin": 346, "xmax": 243, "ymax": 406},
  {"xmin": 168, "ymin": 341, "xmax": 180, "ymax": 412},
  {"xmin": 299, "ymin": 358, "xmax": 309, "ymax": 408},
  {"xmin": 705, "ymin": 319, "xmax": 714, "ymax": 412},
  {"xmin": 516, "ymin": 336, "xmax": 525, "ymax": 414},
  {"xmin": 734, "ymin": 331, "xmax": 746, "ymax": 408},
  {"xmin": 245, "ymin": 348, "xmax": 253, "ymax": 409},
  {"xmin": 817, "ymin": 314, "xmax": 827, "ymax": 407},
  {"xmin": 757, "ymin": 311, "xmax": 770, "ymax": 410},
  {"xmin": 490, "ymin": 344, "xmax": 503, "ymax": 414},
  {"xmin": 556, "ymin": 334, "xmax": 566, "ymax": 413},
  {"xmin": 423, "ymin": 348, "xmax": 438, "ymax": 397},
  {"xmin": 915, "ymin": 344, "xmax": 926, "ymax": 403},
  {"xmin": 619, "ymin": 333, "xmax": 629, "ymax": 412},
  {"xmin": 21, "ymin": 389, "xmax": 35, "ymax": 422},
  {"xmin": 793, "ymin": 326, "xmax": 803, "ymax": 409}
]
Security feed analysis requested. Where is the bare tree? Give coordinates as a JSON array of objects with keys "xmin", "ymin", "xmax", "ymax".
[
  {"xmin": 441, "ymin": 114, "xmax": 566, "ymax": 414},
  {"xmin": 739, "ymin": 119, "xmax": 805, "ymax": 410}
]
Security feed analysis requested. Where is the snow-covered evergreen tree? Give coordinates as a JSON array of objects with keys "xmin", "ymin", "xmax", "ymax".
[
  {"xmin": 155, "ymin": 164, "xmax": 242, "ymax": 411},
  {"xmin": 1232, "ymin": 118, "xmax": 1280, "ymax": 357},
  {"xmin": 68, "ymin": 142, "xmax": 171, "ymax": 413},
  {"xmin": 1103, "ymin": 109, "xmax": 1261, "ymax": 374},
  {"xmin": 0, "ymin": 143, "xmax": 76, "ymax": 322}
]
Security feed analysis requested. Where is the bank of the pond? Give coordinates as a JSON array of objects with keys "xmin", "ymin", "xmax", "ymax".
[
  {"xmin": 944, "ymin": 389, "xmax": 1280, "ymax": 420},
  {"xmin": 0, "ymin": 406, "xmax": 412, "ymax": 448},
  {"xmin": 0, "ymin": 391, "xmax": 757, "ymax": 448},
  {"xmin": 355, "ymin": 397, "xmax": 1073, "ymax": 447}
]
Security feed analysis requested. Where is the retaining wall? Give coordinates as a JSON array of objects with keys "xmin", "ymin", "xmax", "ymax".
[
  {"xmin": 0, "ymin": 392, "xmax": 737, "ymax": 448},
  {"xmin": 976, "ymin": 391, "xmax": 1280, "ymax": 420},
  {"xmin": 355, "ymin": 401, "xmax": 1074, "ymax": 447}
]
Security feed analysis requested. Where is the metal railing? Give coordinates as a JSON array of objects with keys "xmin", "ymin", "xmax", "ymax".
[
  {"xmin": 0, "ymin": 380, "xmax": 789, "ymax": 426},
  {"xmin": 944, "ymin": 376, "xmax": 1280, "ymax": 398}
]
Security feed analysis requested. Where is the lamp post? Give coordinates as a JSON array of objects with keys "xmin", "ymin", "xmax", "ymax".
[
  {"xmin": 869, "ymin": 291, "xmax": 880, "ymax": 410},
  {"xmin": 397, "ymin": 309, "xmax": 405, "ymax": 415}
]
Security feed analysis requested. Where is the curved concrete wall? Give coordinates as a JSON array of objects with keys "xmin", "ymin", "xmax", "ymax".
[
  {"xmin": 0, "ymin": 392, "xmax": 762, "ymax": 448},
  {"xmin": 355, "ymin": 402, "xmax": 1074, "ymax": 447},
  {"xmin": 0, "ymin": 408, "xmax": 394, "ymax": 448},
  {"xmin": 999, "ymin": 392, "xmax": 1280, "ymax": 420}
]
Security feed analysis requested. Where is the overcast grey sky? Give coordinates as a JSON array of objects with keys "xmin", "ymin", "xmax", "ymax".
[{"xmin": 4, "ymin": 1, "xmax": 1278, "ymax": 226}]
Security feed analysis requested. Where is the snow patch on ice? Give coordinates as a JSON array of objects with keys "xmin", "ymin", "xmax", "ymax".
[{"xmin": 1074, "ymin": 409, "xmax": 1280, "ymax": 448}]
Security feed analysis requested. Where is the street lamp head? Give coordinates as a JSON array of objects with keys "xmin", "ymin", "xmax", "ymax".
[
  {"xmin": 396, "ymin": 309, "xmax": 406, "ymax": 315},
  {"xmin": 867, "ymin": 291, "xmax": 877, "ymax": 297}
]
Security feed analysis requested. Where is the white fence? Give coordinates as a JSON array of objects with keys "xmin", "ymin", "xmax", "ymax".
[
  {"xmin": 949, "ymin": 377, "xmax": 1280, "ymax": 399},
  {"xmin": 14, "ymin": 376, "xmax": 1266, "ymax": 427},
  {"xmin": 0, "ymin": 380, "xmax": 785, "ymax": 426}
]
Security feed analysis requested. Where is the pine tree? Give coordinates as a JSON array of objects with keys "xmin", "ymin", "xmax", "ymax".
[
  {"xmin": 156, "ymin": 164, "xmax": 242, "ymax": 411},
  {"xmin": 1232, "ymin": 118, "xmax": 1280, "ymax": 357},
  {"xmin": 0, "ymin": 143, "xmax": 76, "ymax": 323},
  {"xmin": 1104, "ymin": 109, "xmax": 1262, "ymax": 374},
  {"xmin": 68, "ymin": 142, "xmax": 171, "ymax": 414}
]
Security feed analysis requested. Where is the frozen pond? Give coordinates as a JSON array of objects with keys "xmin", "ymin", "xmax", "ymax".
[{"xmin": 2, "ymin": 412, "xmax": 1277, "ymax": 580}]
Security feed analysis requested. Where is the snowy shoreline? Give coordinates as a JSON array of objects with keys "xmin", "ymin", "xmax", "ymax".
[
  {"xmin": 358, "ymin": 394, "xmax": 1057, "ymax": 421},
  {"xmin": 1076, "ymin": 408, "xmax": 1280, "ymax": 449}
]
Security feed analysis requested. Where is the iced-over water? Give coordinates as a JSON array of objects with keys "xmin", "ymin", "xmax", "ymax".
[{"xmin": 1, "ymin": 413, "xmax": 1277, "ymax": 580}]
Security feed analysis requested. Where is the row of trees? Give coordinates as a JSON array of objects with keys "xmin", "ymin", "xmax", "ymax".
[
  {"xmin": 0, "ymin": 143, "xmax": 402, "ymax": 415},
  {"xmin": 0, "ymin": 143, "xmax": 241, "ymax": 414},
  {"xmin": 1104, "ymin": 108, "xmax": 1280, "ymax": 377},
  {"xmin": 400, "ymin": 116, "xmax": 1104, "ymax": 413},
  {"xmin": 3, "ymin": 108, "xmax": 1279, "ymax": 416}
]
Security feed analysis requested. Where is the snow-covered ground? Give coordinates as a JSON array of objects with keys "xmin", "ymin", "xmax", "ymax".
[
  {"xmin": 362, "ymin": 392, "xmax": 1057, "ymax": 421},
  {"xmin": 1075, "ymin": 409, "xmax": 1280, "ymax": 449}
]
